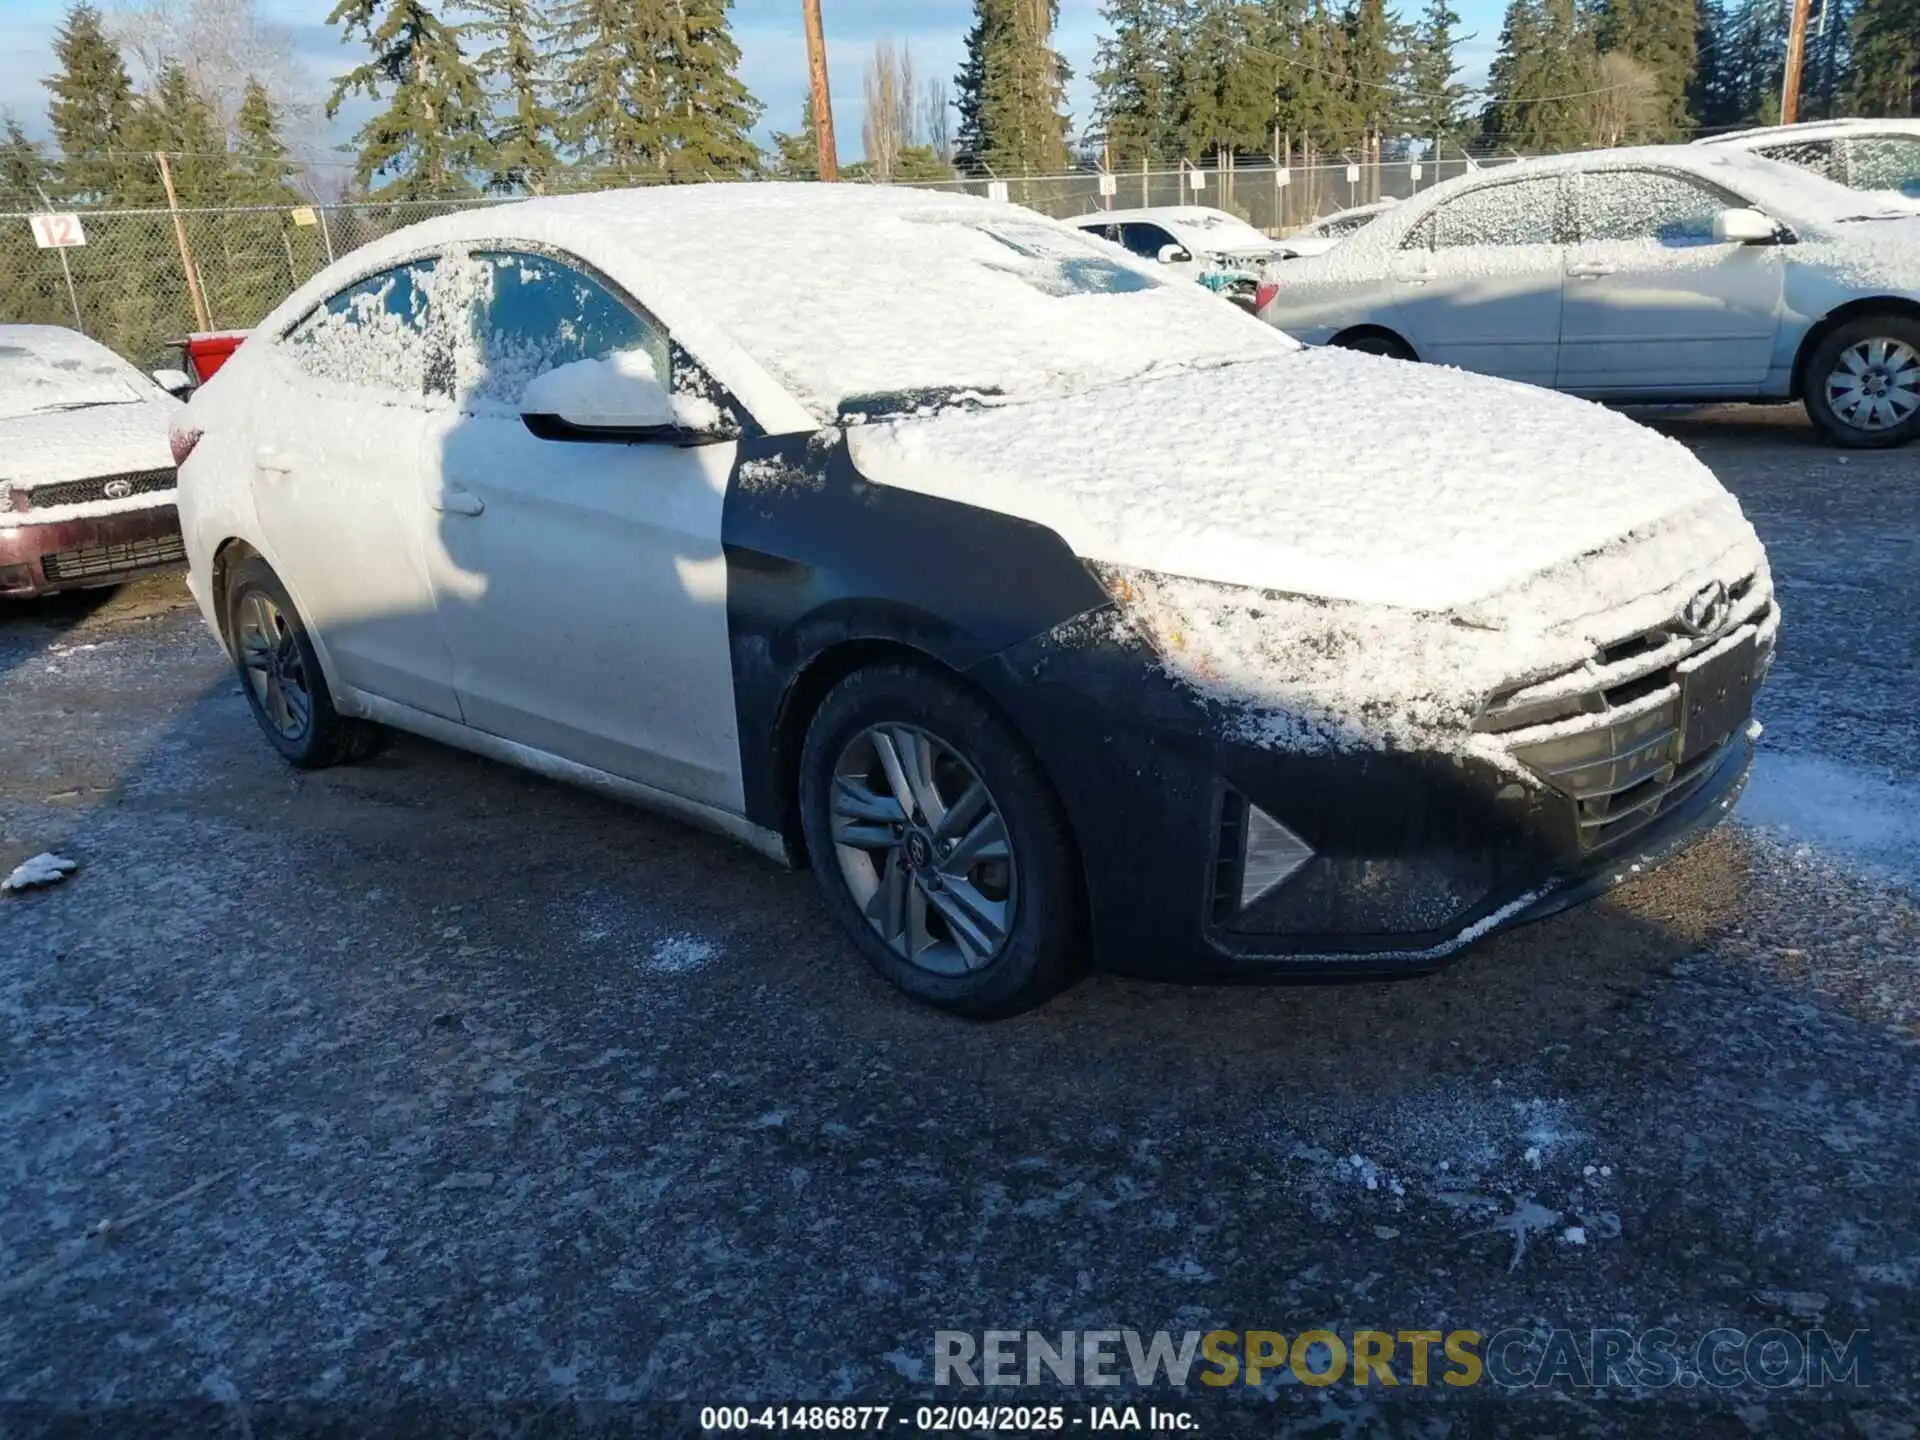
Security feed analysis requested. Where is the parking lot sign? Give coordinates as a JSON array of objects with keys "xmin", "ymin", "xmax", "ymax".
[{"xmin": 28, "ymin": 213, "xmax": 86, "ymax": 248}]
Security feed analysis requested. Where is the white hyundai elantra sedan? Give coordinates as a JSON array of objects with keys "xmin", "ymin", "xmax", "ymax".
[
  {"xmin": 175, "ymin": 184, "xmax": 1776, "ymax": 1016},
  {"xmin": 1257, "ymin": 145, "xmax": 1920, "ymax": 446}
]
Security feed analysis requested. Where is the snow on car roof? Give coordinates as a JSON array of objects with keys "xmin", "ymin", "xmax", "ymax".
[
  {"xmin": 1070, "ymin": 205, "xmax": 1260, "ymax": 229},
  {"xmin": 257, "ymin": 184, "xmax": 1294, "ymax": 424},
  {"xmin": 1701, "ymin": 118, "xmax": 1920, "ymax": 145},
  {"xmin": 0, "ymin": 323, "xmax": 148, "ymax": 423}
]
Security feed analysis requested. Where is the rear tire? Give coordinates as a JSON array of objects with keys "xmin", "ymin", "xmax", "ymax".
[
  {"xmin": 798, "ymin": 664, "xmax": 1084, "ymax": 1019},
  {"xmin": 1803, "ymin": 314, "xmax": 1920, "ymax": 448},
  {"xmin": 224, "ymin": 556, "xmax": 380, "ymax": 770},
  {"xmin": 1332, "ymin": 329, "xmax": 1417, "ymax": 362}
]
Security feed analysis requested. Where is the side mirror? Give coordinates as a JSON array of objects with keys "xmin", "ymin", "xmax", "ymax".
[
  {"xmin": 1713, "ymin": 207, "xmax": 1779, "ymax": 244},
  {"xmin": 151, "ymin": 367, "xmax": 193, "ymax": 397},
  {"xmin": 518, "ymin": 353, "xmax": 728, "ymax": 445},
  {"xmin": 1157, "ymin": 243, "xmax": 1195, "ymax": 265}
]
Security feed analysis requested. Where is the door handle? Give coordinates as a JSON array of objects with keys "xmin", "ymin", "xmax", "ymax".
[
  {"xmin": 430, "ymin": 486, "xmax": 486, "ymax": 517},
  {"xmin": 254, "ymin": 445, "xmax": 295, "ymax": 474},
  {"xmin": 1567, "ymin": 265, "xmax": 1616, "ymax": 279}
]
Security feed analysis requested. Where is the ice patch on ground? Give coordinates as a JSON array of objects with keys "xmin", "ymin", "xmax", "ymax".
[
  {"xmin": 646, "ymin": 934, "xmax": 720, "ymax": 974},
  {"xmin": 1737, "ymin": 751, "xmax": 1920, "ymax": 894}
]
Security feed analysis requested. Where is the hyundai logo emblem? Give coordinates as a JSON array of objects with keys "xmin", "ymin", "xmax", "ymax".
[
  {"xmin": 1675, "ymin": 580, "xmax": 1730, "ymax": 638},
  {"xmin": 102, "ymin": 478, "xmax": 134, "ymax": 500}
]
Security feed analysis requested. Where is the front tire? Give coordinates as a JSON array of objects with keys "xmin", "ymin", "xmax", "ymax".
[
  {"xmin": 1803, "ymin": 315, "xmax": 1920, "ymax": 448},
  {"xmin": 224, "ymin": 556, "xmax": 379, "ymax": 769},
  {"xmin": 798, "ymin": 664, "xmax": 1084, "ymax": 1019}
]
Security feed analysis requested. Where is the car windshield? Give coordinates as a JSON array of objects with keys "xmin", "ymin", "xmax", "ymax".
[
  {"xmin": 0, "ymin": 336, "xmax": 145, "ymax": 421},
  {"xmin": 654, "ymin": 200, "xmax": 1292, "ymax": 421}
]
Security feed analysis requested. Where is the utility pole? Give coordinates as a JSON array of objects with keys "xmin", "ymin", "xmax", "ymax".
[
  {"xmin": 156, "ymin": 151, "xmax": 212, "ymax": 332},
  {"xmin": 1780, "ymin": 0, "xmax": 1813, "ymax": 125},
  {"xmin": 801, "ymin": 0, "xmax": 839, "ymax": 181}
]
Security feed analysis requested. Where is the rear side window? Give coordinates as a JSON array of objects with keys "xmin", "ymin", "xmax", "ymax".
[
  {"xmin": 284, "ymin": 259, "xmax": 443, "ymax": 397},
  {"xmin": 456, "ymin": 250, "xmax": 669, "ymax": 409},
  {"xmin": 1754, "ymin": 137, "xmax": 1839, "ymax": 180},
  {"xmin": 1845, "ymin": 134, "xmax": 1920, "ymax": 196},
  {"xmin": 1577, "ymin": 170, "xmax": 1740, "ymax": 245},
  {"xmin": 1430, "ymin": 178, "xmax": 1562, "ymax": 247}
]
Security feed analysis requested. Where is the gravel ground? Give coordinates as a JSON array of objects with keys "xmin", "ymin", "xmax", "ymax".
[{"xmin": 1, "ymin": 405, "xmax": 1915, "ymax": 1436}]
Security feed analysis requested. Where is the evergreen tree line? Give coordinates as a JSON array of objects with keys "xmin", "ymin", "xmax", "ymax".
[{"xmin": 1092, "ymin": 0, "xmax": 1915, "ymax": 167}]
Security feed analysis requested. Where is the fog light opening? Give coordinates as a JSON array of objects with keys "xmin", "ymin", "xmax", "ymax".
[{"xmin": 1241, "ymin": 803, "xmax": 1314, "ymax": 910}]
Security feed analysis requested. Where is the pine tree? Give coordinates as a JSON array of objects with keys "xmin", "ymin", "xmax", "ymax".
[
  {"xmin": 1172, "ymin": 0, "xmax": 1275, "ymax": 162},
  {"xmin": 0, "ymin": 117, "xmax": 53, "ymax": 206},
  {"xmin": 1092, "ymin": 0, "xmax": 1175, "ymax": 164},
  {"xmin": 134, "ymin": 62, "xmax": 230, "ymax": 206},
  {"xmin": 767, "ymin": 104, "xmax": 821, "ymax": 178},
  {"xmin": 1485, "ymin": 0, "xmax": 1598, "ymax": 148},
  {"xmin": 44, "ymin": 2, "xmax": 143, "ymax": 204},
  {"xmin": 470, "ymin": 0, "xmax": 559, "ymax": 191},
  {"xmin": 1801, "ymin": 0, "xmax": 1853, "ymax": 118},
  {"xmin": 1405, "ymin": 0, "xmax": 1473, "ymax": 148},
  {"xmin": 1850, "ymin": 0, "xmax": 1919, "ymax": 114},
  {"xmin": 553, "ymin": 0, "xmax": 762, "ymax": 181},
  {"xmin": 1597, "ymin": 0, "xmax": 1697, "ymax": 137},
  {"xmin": 955, "ymin": 0, "xmax": 1070, "ymax": 173},
  {"xmin": 1342, "ymin": 0, "xmax": 1404, "ymax": 175},
  {"xmin": 326, "ymin": 0, "xmax": 492, "ymax": 198},
  {"xmin": 1687, "ymin": 0, "xmax": 1738, "ymax": 126},
  {"xmin": 231, "ymin": 79, "xmax": 300, "ymax": 203}
]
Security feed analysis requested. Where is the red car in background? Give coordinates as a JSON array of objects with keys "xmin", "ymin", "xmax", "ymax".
[{"xmin": 182, "ymin": 330, "xmax": 249, "ymax": 386}]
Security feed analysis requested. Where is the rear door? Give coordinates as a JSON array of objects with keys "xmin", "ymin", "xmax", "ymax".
[
  {"xmin": 1558, "ymin": 168, "xmax": 1783, "ymax": 395},
  {"xmin": 416, "ymin": 248, "xmax": 744, "ymax": 813},
  {"xmin": 252, "ymin": 257, "xmax": 462, "ymax": 719},
  {"xmin": 1385, "ymin": 174, "xmax": 1567, "ymax": 387}
]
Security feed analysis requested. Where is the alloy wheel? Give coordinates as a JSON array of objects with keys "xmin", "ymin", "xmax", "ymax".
[
  {"xmin": 1825, "ymin": 337, "xmax": 1920, "ymax": 432},
  {"xmin": 237, "ymin": 591, "xmax": 313, "ymax": 742},
  {"xmin": 828, "ymin": 724, "xmax": 1017, "ymax": 976}
]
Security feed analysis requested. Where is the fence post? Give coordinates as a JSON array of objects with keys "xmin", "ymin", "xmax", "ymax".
[
  {"xmin": 317, "ymin": 204, "xmax": 337, "ymax": 265},
  {"xmin": 156, "ymin": 152, "xmax": 213, "ymax": 333}
]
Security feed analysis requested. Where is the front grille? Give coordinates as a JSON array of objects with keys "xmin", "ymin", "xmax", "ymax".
[
  {"xmin": 25, "ymin": 467, "xmax": 177, "ymax": 512},
  {"xmin": 41, "ymin": 532, "xmax": 186, "ymax": 582},
  {"xmin": 1476, "ymin": 571, "xmax": 1777, "ymax": 852}
]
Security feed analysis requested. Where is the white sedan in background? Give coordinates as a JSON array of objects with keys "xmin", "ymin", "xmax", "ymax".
[
  {"xmin": 1258, "ymin": 145, "xmax": 1920, "ymax": 446},
  {"xmin": 1275, "ymin": 199, "xmax": 1399, "ymax": 258},
  {"xmin": 1066, "ymin": 206, "xmax": 1288, "ymax": 307},
  {"xmin": 1698, "ymin": 118, "xmax": 1920, "ymax": 212}
]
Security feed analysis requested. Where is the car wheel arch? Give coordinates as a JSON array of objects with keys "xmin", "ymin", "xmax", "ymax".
[
  {"xmin": 1792, "ymin": 296, "xmax": 1920, "ymax": 398},
  {"xmin": 1329, "ymin": 324, "xmax": 1419, "ymax": 361},
  {"xmin": 209, "ymin": 537, "xmax": 262, "ymax": 648},
  {"xmin": 768, "ymin": 639, "xmax": 1088, "ymax": 923}
]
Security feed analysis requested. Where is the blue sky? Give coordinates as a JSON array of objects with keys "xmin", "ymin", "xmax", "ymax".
[{"xmin": 0, "ymin": 0, "xmax": 1502, "ymax": 167}]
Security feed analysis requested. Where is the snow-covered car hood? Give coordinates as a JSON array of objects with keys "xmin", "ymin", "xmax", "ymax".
[
  {"xmin": 0, "ymin": 397, "xmax": 179, "ymax": 489},
  {"xmin": 849, "ymin": 348, "xmax": 1757, "ymax": 623},
  {"xmin": 852, "ymin": 349, "xmax": 1769, "ymax": 755}
]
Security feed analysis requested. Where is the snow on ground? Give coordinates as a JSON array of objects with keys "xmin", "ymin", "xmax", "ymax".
[{"xmin": 1738, "ymin": 751, "xmax": 1920, "ymax": 894}]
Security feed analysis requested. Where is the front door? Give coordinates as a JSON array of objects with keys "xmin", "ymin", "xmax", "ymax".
[
  {"xmin": 251, "ymin": 256, "xmax": 462, "ymax": 719},
  {"xmin": 1386, "ymin": 174, "xmax": 1567, "ymax": 387},
  {"xmin": 1558, "ymin": 168, "xmax": 1784, "ymax": 395},
  {"xmin": 418, "ymin": 249, "xmax": 744, "ymax": 813}
]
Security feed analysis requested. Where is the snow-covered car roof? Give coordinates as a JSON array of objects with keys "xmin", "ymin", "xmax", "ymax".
[
  {"xmin": 1699, "ymin": 118, "xmax": 1920, "ymax": 147},
  {"xmin": 0, "ymin": 323, "xmax": 155, "ymax": 424},
  {"xmin": 1068, "ymin": 205, "xmax": 1265, "ymax": 232},
  {"xmin": 253, "ymin": 184, "xmax": 1295, "ymax": 427}
]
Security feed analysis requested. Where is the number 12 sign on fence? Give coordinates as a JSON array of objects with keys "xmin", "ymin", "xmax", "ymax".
[{"xmin": 29, "ymin": 213, "xmax": 87, "ymax": 248}]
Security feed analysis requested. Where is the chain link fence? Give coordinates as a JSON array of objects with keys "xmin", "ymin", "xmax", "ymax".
[{"xmin": 0, "ymin": 154, "xmax": 1525, "ymax": 370}]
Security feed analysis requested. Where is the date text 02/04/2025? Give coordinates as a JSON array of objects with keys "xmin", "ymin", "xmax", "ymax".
[{"xmin": 699, "ymin": 1403, "xmax": 1199, "ymax": 1432}]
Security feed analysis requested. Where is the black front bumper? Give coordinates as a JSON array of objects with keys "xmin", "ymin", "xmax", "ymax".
[{"xmin": 975, "ymin": 617, "xmax": 1756, "ymax": 986}]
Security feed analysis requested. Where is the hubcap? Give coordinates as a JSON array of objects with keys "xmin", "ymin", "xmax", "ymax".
[
  {"xmin": 828, "ymin": 724, "xmax": 1017, "ymax": 975},
  {"xmin": 237, "ymin": 592, "xmax": 312, "ymax": 742},
  {"xmin": 1827, "ymin": 337, "xmax": 1920, "ymax": 431}
]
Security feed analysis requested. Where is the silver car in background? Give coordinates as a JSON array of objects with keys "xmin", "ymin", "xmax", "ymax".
[
  {"xmin": 1697, "ymin": 118, "xmax": 1920, "ymax": 212},
  {"xmin": 1257, "ymin": 145, "xmax": 1920, "ymax": 447}
]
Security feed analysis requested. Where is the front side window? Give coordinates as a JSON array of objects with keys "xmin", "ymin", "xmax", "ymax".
[
  {"xmin": 284, "ymin": 259, "xmax": 443, "ymax": 396},
  {"xmin": 1845, "ymin": 134, "xmax": 1920, "ymax": 196},
  {"xmin": 456, "ymin": 250, "xmax": 669, "ymax": 409},
  {"xmin": 1118, "ymin": 222, "xmax": 1179, "ymax": 258},
  {"xmin": 1430, "ymin": 178, "xmax": 1562, "ymax": 248},
  {"xmin": 1578, "ymin": 170, "xmax": 1739, "ymax": 245},
  {"xmin": 1755, "ymin": 137, "xmax": 1839, "ymax": 180}
]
